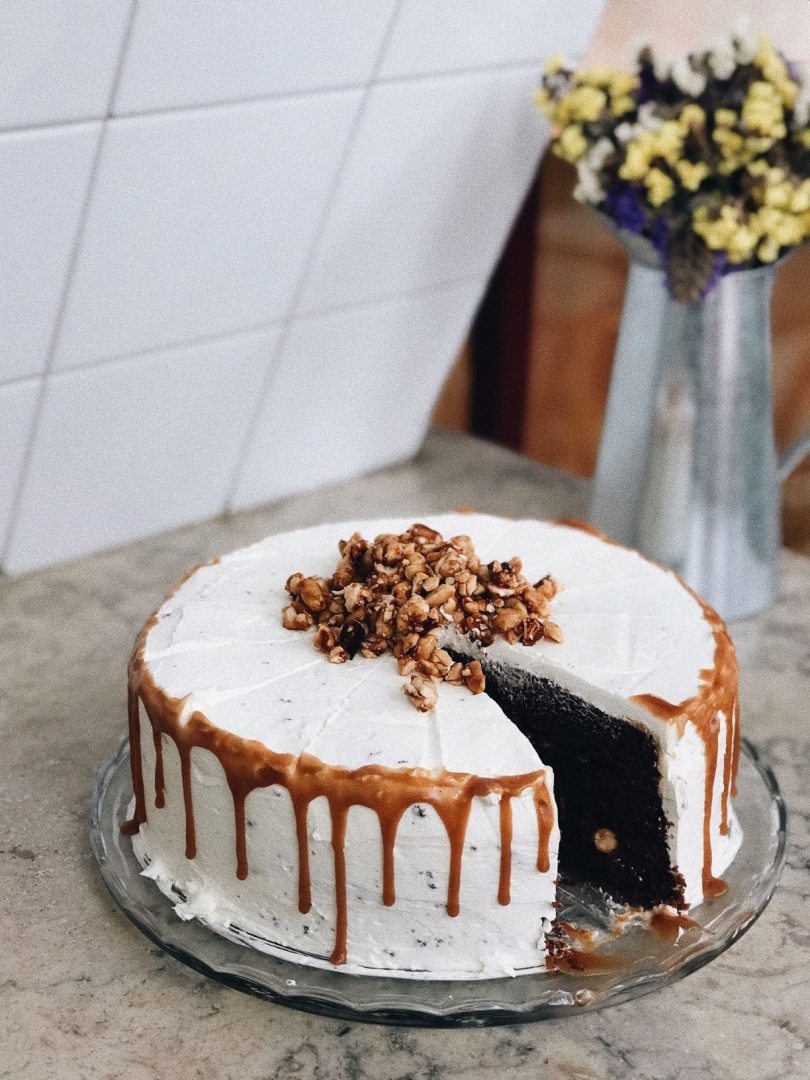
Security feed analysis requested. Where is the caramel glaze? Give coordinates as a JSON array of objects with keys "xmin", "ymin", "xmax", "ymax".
[
  {"xmin": 123, "ymin": 614, "xmax": 555, "ymax": 967},
  {"xmin": 558, "ymin": 519, "xmax": 740, "ymax": 903}
]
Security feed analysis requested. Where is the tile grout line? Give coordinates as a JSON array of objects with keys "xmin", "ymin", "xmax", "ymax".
[
  {"xmin": 0, "ymin": 55, "xmax": 545, "ymax": 138},
  {"xmin": 221, "ymin": 0, "xmax": 409, "ymax": 513},
  {"xmin": 0, "ymin": 272, "xmax": 485, "ymax": 393},
  {"xmin": 0, "ymin": 0, "xmax": 140, "ymax": 569}
]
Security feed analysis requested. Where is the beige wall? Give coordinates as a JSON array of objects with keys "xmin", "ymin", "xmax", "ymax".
[{"xmin": 583, "ymin": 0, "xmax": 810, "ymax": 68}]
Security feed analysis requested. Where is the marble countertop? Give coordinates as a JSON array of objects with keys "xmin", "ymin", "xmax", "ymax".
[{"xmin": 2, "ymin": 428, "xmax": 809, "ymax": 1080}]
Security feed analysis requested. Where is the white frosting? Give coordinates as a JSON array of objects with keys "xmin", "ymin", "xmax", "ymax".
[{"xmin": 130, "ymin": 514, "xmax": 741, "ymax": 978}]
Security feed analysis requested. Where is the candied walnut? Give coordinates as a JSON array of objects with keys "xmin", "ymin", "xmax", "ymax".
[
  {"xmin": 328, "ymin": 645, "xmax": 350, "ymax": 664},
  {"xmin": 523, "ymin": 615, "xmax": 545, "ymax": 645},
  {"xmin": 396, "ymin": 596, "xmax": 430, "ymax": 632},
  {"xmin": 492, "ymin": 607, "xmax": 525, "ymax": 634},
  {"xmin": 313, "ymin": 625, "xmax": 337, "ymax": 653},
  {"xmin": 462, "ymin": 660, "xmax": 486, "ymax": 694},
  {"xmin": 343, "ymin": 582, "xmax": 370, "ymax": 612},
  {"xmin": 299, "ymin": 576, "xmax": 330, "ymax": 612},
  {"xmin": 544, "ymin": 620, "xmax": 564, "ymax": 643},
  {"xmin": 403, "ymin": 672, "xmax": 439, "ymax": 712},
  {"xmin": 424, "ymin": 583, "xmax": 454, "ymax": 608},
  {"xmin": 282, "ymin": 604, "xmax": 312, "ymax": 631},
  {"xmin": 285, "ymin": 573, "xmax": 304, "ymax": 596}
]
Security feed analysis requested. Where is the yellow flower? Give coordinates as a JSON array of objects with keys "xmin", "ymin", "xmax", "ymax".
[
  {"xmin": 763, "ymin": 179, "xmax": 794, "ymax": 210},
  {"xmin": 543, "ymin": 53, "xmax": 567, "ymax": 76},
  {"xmin": 742, "ymin": 81, "xmax": 786, "ymax": 137},
  {"xmin": 790, "ymin": 180, "xmax": 810, "ymax": 214},
  {"xmin": 754, "ymin": 34, "xmax": 798, "ymax": 107},
  {"xmin": 610, "ymin": 72, "xmax": 639, "ymax": 97},
  {"xmin": 579, "ymin": 66, "xmax": 615, "ymax": 87},
  {"xmin": 747, "ymin": 159, "xmax": 770, "ymax": 177},
  {"xmin": 713, "ymin": 126, "xmax": 745, "ymax": 157},
  {"xmin": 644, "ymin": 167, "xmax": 675, "ymax": 207},
  {"xmin": 562, "ymin": 85, "xmax": 607, "ymax": 123},
  {"xmin": 757, "ymin": 236, "xmax": 781, "ymax": 262},
  {"xmin": 618, "ymin": 134, "xmax": 655, "ymax": 180},
  {"xmin": 555, "ymin": 123, "xmax": 589, "ymax": 162},
  {"xmin": 679, "ymin": 104, "xmax": 706, "ymax": 128},
  {"xmin": 726, "ymin": 224, "xmax": 760, "ymax": 263},
  {"xmin": 714, "ymin": 109, "xmax": 738, "ymax": 128},
  {"xmin": 610, "ymin": 94, "xmax": 636, "ymax": 117},
  {"xmin": 676, "ymin": 159, "xmax": 710, "ymax": 190},
  {"xmin": 794, "ymin": 129, "xmax": 810, "ymax": 150},
  {"xmin": 655, "ymin": 120, "xmax": 685, "ymax": 164}
]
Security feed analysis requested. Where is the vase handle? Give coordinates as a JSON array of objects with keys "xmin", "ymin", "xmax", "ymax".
[{"xmin": 778, "ymin": 430, "xmax": 810, "ymax": 484}]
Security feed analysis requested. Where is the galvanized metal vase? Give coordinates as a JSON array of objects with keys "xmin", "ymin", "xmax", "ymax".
[{"xmin": 589, "ymin": 232, "xmax": 810, "ymax": 621}]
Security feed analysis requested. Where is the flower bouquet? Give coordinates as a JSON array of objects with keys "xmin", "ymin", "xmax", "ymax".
[{"xmin": 536, "ymin": 24, "xmax": 810, "ymax": 302}]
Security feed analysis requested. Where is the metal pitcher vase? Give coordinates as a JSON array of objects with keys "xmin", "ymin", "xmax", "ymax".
[{"xmin": 589, "ymin": 232, "xmax": 810, "ymax": 621}]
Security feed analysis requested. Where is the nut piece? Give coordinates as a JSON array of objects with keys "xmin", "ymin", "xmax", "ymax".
[
  {"xmin": 299, "ymin": 576, "xmax": 330, "ymax": 613},
  {"xmin": 461, "ymin": 660, "xmax": 486, "ymax": 695},
  {"xmin": 593, "ymin": 828, "xmax": 618, "ymax": 853},
  {"xmin": 282, "ymin": 522, "xmax": 562, "ymax": 711},
  {"xmin": 403, "ymin": 673, "xmax": 439, "ymax": 712}
]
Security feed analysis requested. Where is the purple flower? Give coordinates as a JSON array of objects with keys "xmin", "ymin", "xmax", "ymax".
[
  {"xmin": 604, "ymin": 183, "xmax": 646, "ymax": 234},
  {"xmin": 699, "ymin": 253, "xmax": 729, "ymax": 299}
]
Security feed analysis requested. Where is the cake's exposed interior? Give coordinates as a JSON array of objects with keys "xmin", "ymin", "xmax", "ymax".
[{"xmin": 452, "ymin": 657, "xmax": 684, "ymax": 909}]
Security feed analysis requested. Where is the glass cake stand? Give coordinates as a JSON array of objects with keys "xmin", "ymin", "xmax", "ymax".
[{"xmin": 88, "ymin": 737, "xmax": 786, "ymax": 1027}]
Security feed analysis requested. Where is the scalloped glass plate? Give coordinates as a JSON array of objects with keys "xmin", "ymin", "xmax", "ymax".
[{"xmin": 89, "ymin": 737, "xmax": 785, "ymax": 1027}]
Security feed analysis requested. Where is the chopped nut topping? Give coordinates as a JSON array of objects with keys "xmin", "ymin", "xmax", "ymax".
[
  {"xmin": 282, "ymin": 523, "xmax": 562, "ymax": 711},
  {"xmin": 403, "ymin": 673, "xmax": 439, "ymax": 712},
  {"xmin": 593, "ymin": 827, "xmax": 618, "ymax": 853}
]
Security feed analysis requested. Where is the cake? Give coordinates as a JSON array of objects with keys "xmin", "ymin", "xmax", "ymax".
[{"xmin": 122, "ymin": 513, "xmax": 742, "ymax": 979}]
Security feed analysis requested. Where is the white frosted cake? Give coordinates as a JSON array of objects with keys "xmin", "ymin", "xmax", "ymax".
[{"xmin": 123, "ymin": 514, "xmax": 741, "ymax": 979}]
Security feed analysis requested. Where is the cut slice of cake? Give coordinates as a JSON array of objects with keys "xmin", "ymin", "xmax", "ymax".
[{"xmin": 122, "ymin": 514, "xmax": 741, "ymax": 979}]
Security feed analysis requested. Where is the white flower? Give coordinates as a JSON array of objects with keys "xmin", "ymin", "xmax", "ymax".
[
  {"xmin": 573, "ymin": 166, "xmax": 604, "ymax": 205},
  {"xmin": 654, "ymin": 56, "xmax": 673, "ymax": 81},
  {"xmin": 638, "ymin": 101, "xmax": 662, "ymax": 130},
  {"xmin": 732, "ymin": 17, "xmax": 758, "ymax": 65},
  {"xmin": 585, "ymin": 136, "xmax": 615, "ymax": 170},
  {"xmin": 707, "ymin": 35, "xmax": 736, "ymax": 80},
  {"xmin": 671, "ymin": 57, "xmax": 706, "ymax": 97}
]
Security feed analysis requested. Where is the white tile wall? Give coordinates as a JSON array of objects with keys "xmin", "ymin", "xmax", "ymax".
[
  {"xmin": 0, "ymin": 1, "xmax": 132, "ymax": 130},
  {"xmin": 296, "ymin": 67, "xmax": 550, "ymax": 314},
  {"xmin": 1, "ymin": 2, "xmax": 604, "ymax": 573},
  {"xmin": 230, "ymin": 279, "xmax": 486, "ymax": 511},
  {"xmin": 114, "ymin": 0, "xmax": 399, "ymax": 115},
  {"xmin": 0, "ymin": 378, "xmax": 40, "ymax": 553},
  {"xmin": 0, "ymin": 122, "xmax": 101, "ymax": 382},
  {"xmin": 55, "ymin": 91, "xmax": 363, "ymax": 369},
  {"xmin": 4, "ymin": 329, "xmax": 281, "ymax": 576},
  {"xmin": 379, "ymin": 0, "xmax": 604, "ymax": 78}
]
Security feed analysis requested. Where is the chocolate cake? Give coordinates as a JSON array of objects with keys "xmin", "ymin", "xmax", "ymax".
[{"xmin": 122, "ymin": 514, "xmax": 741, "ymax": 978}]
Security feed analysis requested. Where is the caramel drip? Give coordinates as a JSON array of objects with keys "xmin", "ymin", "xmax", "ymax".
[
  {"xmin": 121, "ymin": 682, "xmax": 146, "ymax": 836},
  {"xmin": 178, "ymin": 745, "xmax": 196, "ymax": 860},
  {"xmin": 649, "ymin": 908, "xmax": 699, "ymax": 943},
  {"xmin": 152, "ymin": 727, "xmax": 165, "ymax": 809},
  {"xmin": 534, "ymin": 778, "xmax": 554, "ymax": 874},
  {"xmin": 123, "ymin": 614, "xmax": 556, "ymax": 965},
  {"xmin": 380, "ymin": 809, "xmax": 406, "ymax": 907},
  {"xmin": 293, "ymin": 796, "xmax": 313, "ymax": 914},
  {"xmin": 632, "ymin": 592, "xmax": 738, "ymax": 902},
  {"xmin": 498, "ymin": 795, "xmax": 513, "ymax": 906},
  {"xmin": 329, "ymin": 802, "xmax": 350, "ymax": 965},
  {"xmin": 231, "ymin": 788, "xmax": 248, "ymax": 880}
]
